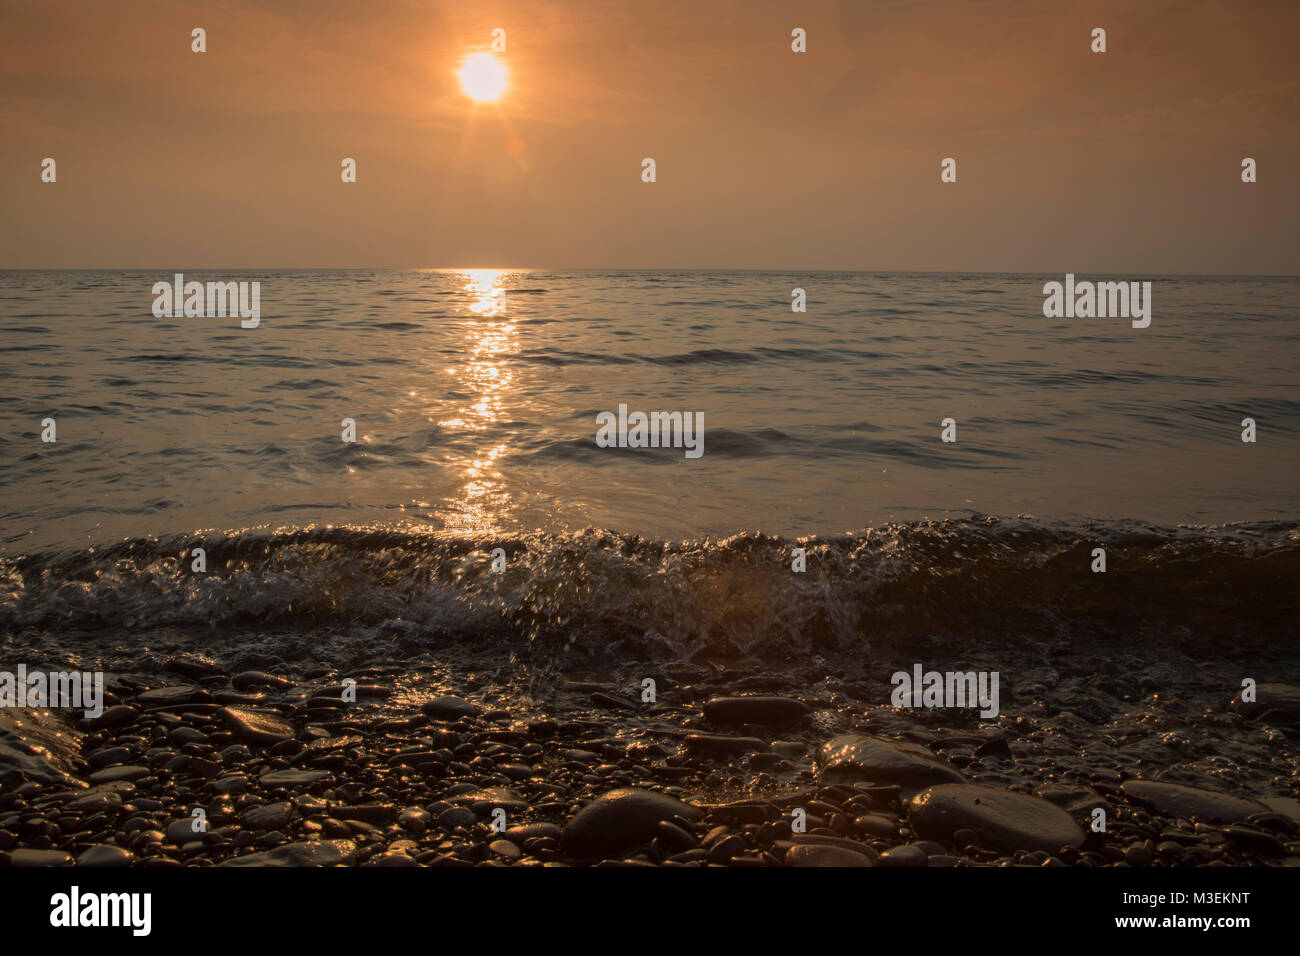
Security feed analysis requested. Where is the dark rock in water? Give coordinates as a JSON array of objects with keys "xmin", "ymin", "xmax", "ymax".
[
  {"xmin": 563, "ymin": 788, "xmax": 702, "ymax": 858},
  {"xmin": 10, "ymin": 849, "xmax": 74, "ymax": 867},
  {"xmin": 1230, "ymin": 683, "xmax": 1300, "ymax": 729},
  {"xmin": 421, "ymin": 696, "xmax": 481, "ymax": 721},
  {"xmin": 76, "ymin": 845, "xmax": 134, "ymax": 867},
  {"xmin": 685, "ymin": 734, "xmax": 771, "ymax": 755},
  {"xmin": 232, "ymin": 670, "xmax": 294, "ymax": 691},
  {"xmin": 1121, "ymin": 781, "xmax": 1266, "ymax": 824},
  {"xmin": 219, "ymin": 706, "xmax": 295, "ymax": 745},
  {"xmin": 817, "ymin": 735, "xmax": 964, "ymax": 791},
  {"xmin": 908, "ymin": 784, "xmax": 1085, "ymax": 852},
  {"xmin": 591, "ymin": 692, "xmax": 638, "ymax": 710},
  {"xmin": 218, "ymin": 839, "xmax": 356, "ymax": 867},
  {"xmin": 704, "ymin": 696, "xmax": 810, "ymax": 727},
  {"xmin": 0, "ymin": 709, "xmax": 84, "ymax": 786},
  {"xmin": 784, "ymin": 844, "xmax": 873, "ymax": 866}
]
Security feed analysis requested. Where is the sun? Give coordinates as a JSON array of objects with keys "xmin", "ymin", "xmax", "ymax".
[{"xmin": 458, "ymin": 52, "xmax": 507, "ymax": 103}]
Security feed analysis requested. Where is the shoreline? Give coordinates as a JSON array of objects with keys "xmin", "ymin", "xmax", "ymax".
[{"xmin": 2, "ymin": 637, "xmax": 1296, "ymax": 867}]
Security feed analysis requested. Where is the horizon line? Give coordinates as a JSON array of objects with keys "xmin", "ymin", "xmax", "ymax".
[{"xmin": 3, "ymin": 267, "xmax": 1299, "ymax": 278}]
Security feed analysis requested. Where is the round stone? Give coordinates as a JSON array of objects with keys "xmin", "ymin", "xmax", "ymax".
[{"xmin": 563, "ymin": 788, "xmax": 702, "ymax": 859}]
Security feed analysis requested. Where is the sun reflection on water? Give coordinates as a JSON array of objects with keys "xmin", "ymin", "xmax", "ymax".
[{"xmin": 439, "ymin": 270, "xmax": 518, "ymax": 533}]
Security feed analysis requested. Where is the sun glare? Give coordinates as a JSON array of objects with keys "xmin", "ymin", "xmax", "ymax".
[{"xmin": 458, "ymin": 53, "xmax": 507, "ymax": 103}]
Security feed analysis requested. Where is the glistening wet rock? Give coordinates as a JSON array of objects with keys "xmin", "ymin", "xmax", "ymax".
[
  {"xmin": 817, "ymin": 734, "xmax": 964, "ymax": 791},
  {"xmin": 218, "ymin": 839, "xmax": 357, "ymax": 867},
  {"xmin": 218, "ymin": 706, "xmax": 295, "ymax": 745}
]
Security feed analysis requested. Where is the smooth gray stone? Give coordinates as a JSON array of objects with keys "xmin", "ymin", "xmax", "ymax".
[
  {"xmin": 242, "ymin": 801, "xmax": 296, "ymax": 830},
  {"xmin": 817, "ymin": 734, "xmax": 964, "ymax": 791},
  {"xmin": 908, "ymin": 784, "xmax": 1085, "ymax": 852},
  {"xmin": 165, "ymin": 818, "xmax": 208, "ymax": 845},
  {"xmin": 1122, "ymin": 781, "xmax": 1267, "ymax": 824},
  {"xmin": 563, "ymin": 788, "xmax": 702, "ymax": 858},
  {"xmin": 785, "ymin": 844, "xmax": 873, "ymax": 867},
  {"xmin": 218, "ymin": 839, "xmax": 357, "ymax": 867}
]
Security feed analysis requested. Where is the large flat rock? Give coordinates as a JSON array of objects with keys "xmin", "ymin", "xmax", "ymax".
[
  {"xmin": 908, "ymin": 784, "xmax": 1085, "ymax": 853},
  {"xmin": 218, "ymin": 839, "xmax": 357, "ymax": 867},
  {"xmin": 1121, "ymin": 781, "xmax": 1266, "ymax": 824},
  {"xmin": 703, "ymin": 696, "xmax": 810, "ymax": 727}
]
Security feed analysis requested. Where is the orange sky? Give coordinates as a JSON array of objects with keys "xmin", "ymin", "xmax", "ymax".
[{"xmin": 1, "ymin": 0, "xmax": 1297, "ymax": 272}]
